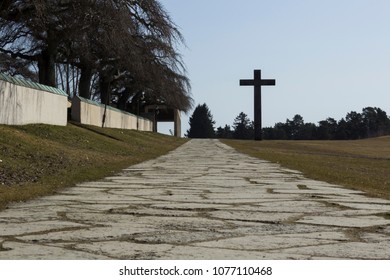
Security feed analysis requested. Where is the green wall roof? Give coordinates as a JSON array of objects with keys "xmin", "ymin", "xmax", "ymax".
[{"xmin": 0, "ymin": 73, "xmax": 67, "ymax": 96}]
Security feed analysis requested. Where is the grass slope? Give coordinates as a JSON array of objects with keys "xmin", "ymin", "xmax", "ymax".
[
  {"xmin": 0, "ymin": 123, "xmax": 187, "ymax": 210},
  {"xmin": 222, "ymin": 137, "xmax": 390, "ymax": 200}
]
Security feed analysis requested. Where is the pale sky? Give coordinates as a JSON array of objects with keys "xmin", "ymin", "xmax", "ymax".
[{"xmin": 158, "ymin": 0, "xmax": 390, "ymax": 136}]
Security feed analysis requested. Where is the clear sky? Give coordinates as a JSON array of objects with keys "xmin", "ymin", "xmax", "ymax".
[{"xmin": 158, "ymin": 0, "xmax": 390, "ymax": 136}]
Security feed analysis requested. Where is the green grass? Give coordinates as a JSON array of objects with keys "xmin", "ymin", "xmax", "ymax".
[
  {"xmin": 0, "ymin": 123, "xmax": 187, "ymax": 210},
  {"xmin": 221, "ymin": 137, "xmax": 390, "ymax": 200}
]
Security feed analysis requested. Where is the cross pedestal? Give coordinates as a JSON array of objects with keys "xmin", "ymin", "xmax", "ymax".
[{"xmin": 240, "ymin": 69, "xmax": 276, "ymax": 140}]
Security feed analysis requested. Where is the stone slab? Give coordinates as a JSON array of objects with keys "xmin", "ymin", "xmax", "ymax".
[
  {"xmin": 297, "ymin": 215, "xmax": 390, "ymax": 228},
  {"xmin": 272, "ymin": 240, "xmax": 390, "ymax": 259}
]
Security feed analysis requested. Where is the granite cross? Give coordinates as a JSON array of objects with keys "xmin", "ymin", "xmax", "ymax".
[{"xmin": 240, "ymin": 69, "xmax": 276, "ymax": 140}]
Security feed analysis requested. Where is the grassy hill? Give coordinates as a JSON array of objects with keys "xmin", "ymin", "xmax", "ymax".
[
  {"xmin": 222, "ymin": 137, "xmax": 390, "ymax": 200},
  {"xmin": 0, "ymin": 123, "xmax": 187, "ymax": 210}
]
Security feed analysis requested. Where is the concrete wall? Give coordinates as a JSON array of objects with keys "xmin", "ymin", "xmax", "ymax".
[
  {"xmin": 144, "ymin": 105, "xmax": 182, "ymax": 137},
  {"xmin": 174, "ymin": 109, "xmax": 181, "ymax": 137},
  {"xmin": 72, "ymin": 96, "xmax": 153, "ymax": 131},
  {"xmin": 0, "ymin": 74, "xmax": 68, "ymax": 126}
]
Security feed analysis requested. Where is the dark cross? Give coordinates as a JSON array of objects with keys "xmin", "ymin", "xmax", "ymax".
[{"xmin": 240, "ymin": 69, "xmax": 276, "ymax": 140}]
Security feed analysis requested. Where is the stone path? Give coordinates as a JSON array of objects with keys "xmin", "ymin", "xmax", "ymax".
[{"xmin": 1, "ymin": 139, "xmax": 389, "ymax": 259}]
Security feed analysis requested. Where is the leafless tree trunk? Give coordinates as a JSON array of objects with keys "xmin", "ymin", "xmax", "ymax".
[{"xmin": 79, "ymin": 65, "xmax": 93, "ymax": 99}]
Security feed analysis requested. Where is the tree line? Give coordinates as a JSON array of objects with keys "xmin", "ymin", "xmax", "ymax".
[
  {"xmin": 187, "ymin": 104, "xmax": 390, "ymax": 140},
  {"xmin": 0, "ymin": 0, "xmax": 192, "ymax": 113}
]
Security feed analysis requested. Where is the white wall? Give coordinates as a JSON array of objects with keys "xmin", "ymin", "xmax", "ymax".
[
  {"xmin": 72, "ymin": 96, "xmax": 153, "ymax": 131},
  {"xmin": 0, "ymin": 77, "xmax": 68, "ymax": 126}
]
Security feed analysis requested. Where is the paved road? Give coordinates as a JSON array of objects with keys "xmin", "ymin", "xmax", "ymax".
[{"xmin": 1, "ymin": 139, "xmax": 389, "ymax": 259}]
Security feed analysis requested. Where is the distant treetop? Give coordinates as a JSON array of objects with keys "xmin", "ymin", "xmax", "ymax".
[{"xmin": 216, "ymin": 107, "xmax": 390, "ymax": 140}]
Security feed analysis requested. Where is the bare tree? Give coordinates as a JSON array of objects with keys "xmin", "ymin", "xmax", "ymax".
[
  {"xmin": 0, "ymin": 0, "xmax": 83, "ymax": 86},
  {"xmin": 0, "ymin": 0, "xmax": 193, "ymax": 111}
]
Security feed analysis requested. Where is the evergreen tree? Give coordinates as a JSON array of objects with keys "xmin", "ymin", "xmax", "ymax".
[
  {"xmin": 362, "ymin": 107, "xmax": 390, "ymax": 137},
  {"xmin": 317, "ymin": 118, "xmax": 338, "ymax": 140},
  {"xmin": 287, "ymin": 114, "xmax": 304, "ymax": 139},
  {"xmin": 345, "ymin": 111, "xmax": 366, "ymax": 139},
  {"xmin": 216, "ymin": 125, "xmax": 233, "ymax": 139},
  {"xmin": 186, "ymin": 103, "xmax": 215, "ymax": 138},
  {"xmin": 222, "ymin": 107, "xmax": 390, "ymax": 141},
  {"xmin": 233, "ymin": 112, "xmax": 254, "ymax": 139}
]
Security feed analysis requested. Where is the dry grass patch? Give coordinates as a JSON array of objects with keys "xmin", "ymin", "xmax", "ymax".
[{"xmin": 222, "ymin": 137, "xmax": 390, "ymax": 200}]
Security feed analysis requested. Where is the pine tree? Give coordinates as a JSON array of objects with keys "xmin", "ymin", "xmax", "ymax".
[
  {"xmin": 186, "ymin": 103, "xmax": 215, "ymax": 138},
  {"xmin": 233, "ymin": 112, "xmax": 254, "ymax": 139}
]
